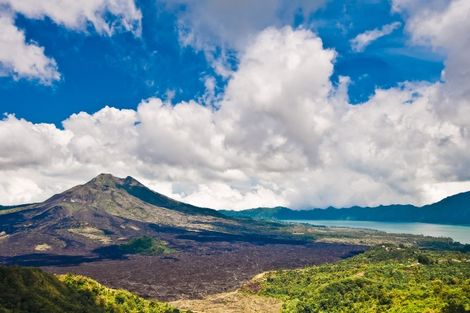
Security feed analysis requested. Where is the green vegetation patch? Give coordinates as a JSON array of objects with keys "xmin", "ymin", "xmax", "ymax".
[
  {"xmin": 59, "ymin": 274, "xmax": 179, "ymax": 313},
  {"xmin": 254, "ymin": 246, "xmax": 470, "ymax": 313},
  {"xmin": 118, "ymin": 236, "xmax": 175, "ymax": 256},
  {"xmin": 0, "ymin": 266, "xmax": 180, "ymax": 313}
]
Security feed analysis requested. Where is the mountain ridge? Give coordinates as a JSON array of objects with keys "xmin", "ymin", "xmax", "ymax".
[{"xmin": 221, "ymin": 191, "xmax": 470, "ymax": 225}]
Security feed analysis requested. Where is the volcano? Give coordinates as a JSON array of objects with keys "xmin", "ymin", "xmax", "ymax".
[{"xmin": 0, "ymin": 173, "xmax": 237, "ymax": 255}]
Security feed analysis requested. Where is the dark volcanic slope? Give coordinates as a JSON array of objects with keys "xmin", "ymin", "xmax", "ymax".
[
  {"xmin": 44, "ymin": 237, "xmax": 364, "ymax": 300},
  {"xmin": 0, "ymin": 217, "xmax": 365, "ymax": 300},
  {"xmin": 0, "ymin": 173, "xmax": 239, "ymax": 256}
]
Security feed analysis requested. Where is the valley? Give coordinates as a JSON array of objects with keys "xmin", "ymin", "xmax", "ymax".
[
  {"xmin": 0, "ymin": 174, "xmax": 469, "ymax": 312},
  {"xmin": 0, "ymin": 174, "xmax": 364, "ymax": 301}
]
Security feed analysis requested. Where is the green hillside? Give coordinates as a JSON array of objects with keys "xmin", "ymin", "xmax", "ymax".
[
  {"xmin": 0, "ymin": 266, "xmax": 180, "ymax": 313},
  {"xmin": 252, "ymin": 246, "xmax": 470, "ymax": 312}
]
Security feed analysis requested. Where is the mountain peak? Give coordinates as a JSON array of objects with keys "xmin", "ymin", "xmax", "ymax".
[
  {"xmin": 88, "ymin": 173, "xmax": 122, "ymax": 186},
  {"xmin": 43, "ymin": 173, "xmax": 222, "ymax": 219},
  {"xmin": 94, "ymin": 173, "xmax": 117, "ymax": 179},
  {"xmin": 87, "ymin": 173, "xmax": 145, "ymax": 188},
  {"xmin": 123, "ymin": 175, "xmax": 145, "ymax": 187}
]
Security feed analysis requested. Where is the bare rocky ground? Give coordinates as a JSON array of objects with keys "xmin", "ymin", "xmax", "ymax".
[
  {"xmin": 39, "ymin": 228, "xmax": 365, "ymax": 300},
  {"xmin": 0, "ymin": 217, "xmax": 365, "ymax": 301},
  {"xmin": 171, "ymin": 290, "xmax": 283, "ymax": 313}
]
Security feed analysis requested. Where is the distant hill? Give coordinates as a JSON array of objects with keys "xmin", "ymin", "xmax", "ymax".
[
  {"xmin": 0, "ymin": 173, "xmax": 238, "ymax": 255},
  {"xmin": 0, "ymin": 265, "xmax": 179, "ymax": 313},
  {"xmin": 221, "ymin": 191, "xmax": 470, "ymax": 225},
  {"xmin": 0, "ymin": 203, "xmax": 31, "ymax": 213}
]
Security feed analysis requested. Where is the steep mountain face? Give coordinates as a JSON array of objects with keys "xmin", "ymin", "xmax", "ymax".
[
  {"xmin": 0, "ymin": 174, "xmax": 236, "ymax": 255},
  {"xmin": 46, "ymin": 174, "xmax": 222, "ymax": 218},
  {"xmin": 221, "ymin": 191, "xmax": 470, "ymax": 225},
  {"xmin": 421, "ymin": 191, "xmax": 470, "ymax": 224}
]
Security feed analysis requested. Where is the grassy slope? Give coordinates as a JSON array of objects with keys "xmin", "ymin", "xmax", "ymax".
[
  {"xmin": 0, "ymin": 266, "xmax": 180, "ymax": 313},
  {"xmin": 251, "ymin": 246, "xmax": 470, "ymax": 313}
]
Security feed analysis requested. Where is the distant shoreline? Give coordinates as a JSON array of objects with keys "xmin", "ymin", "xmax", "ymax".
[{"xmin": 284, "ymin": 219, "xmax": 470, "ymax": 244}]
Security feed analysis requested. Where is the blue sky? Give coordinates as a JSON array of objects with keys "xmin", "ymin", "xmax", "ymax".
[
  {"xmin": 1, "ymin": 0, "xmax": 217, "ymax": 124},
  {"xmin": 0, "ymin": 0, "xmax": 443, "ymax": 125},
  {"xmin": 2, "ymin": 0, "xmax": 468, "ymax": 210}
]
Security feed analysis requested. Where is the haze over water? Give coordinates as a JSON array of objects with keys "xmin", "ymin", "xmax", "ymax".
[{"xmin": 288, "ymin": 220, "xmax": 470, "ymax": 244}]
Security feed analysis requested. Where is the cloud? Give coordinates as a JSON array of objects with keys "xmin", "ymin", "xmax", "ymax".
[
  {"xmin": 0, "ymin": 0, "xmax": 142, "ymax": 35},
  {"xmin": 350, "ymin": 21, "xmax": 401, "ymax": 52},
  {"xmin": 0, "ymin": 0, "xmax": 141, "ymax": 83},
  {"xmin": 163, "ymin": 0, "xmax": 325, "ymax": 76},
  {"xmin": 1, "ymin": 17, "xmax": 470, "ymax": 210},
  {"xmin": 0, "ymin": 13, "xmax": 60, "ymax": 84},
  {"xmin": 168, "ymin": 0, "xmax": 324, "ymax": 51},
  {"xmin": 393, "ymin": 0, "xmax": 470, "ymax": 98}
]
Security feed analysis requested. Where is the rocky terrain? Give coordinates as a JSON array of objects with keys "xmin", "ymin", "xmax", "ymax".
[{"xmin": 0, "ymin": 174, "xmax": 364, "ymax": 300}]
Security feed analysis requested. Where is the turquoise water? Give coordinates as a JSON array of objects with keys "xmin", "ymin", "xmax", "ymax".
[{"xmin": 286, "ymin": 220, "xmax": 470, "ymax": 244}]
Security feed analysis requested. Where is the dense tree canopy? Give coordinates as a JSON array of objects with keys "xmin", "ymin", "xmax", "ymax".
[{"xmin": 256, "ymin": 247, "xmax": 470, "ymax": 312}]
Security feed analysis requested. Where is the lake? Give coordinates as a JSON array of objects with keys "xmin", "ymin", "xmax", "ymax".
[{"xmin": 285, "ymin": 220, "xmax": 470, "ymax": 244}]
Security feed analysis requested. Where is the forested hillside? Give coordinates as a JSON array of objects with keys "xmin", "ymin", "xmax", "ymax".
[
  {"xmin": 0, "ymin": 266, "xmax": 180, "ymax": 313},
  {"xmin": 252, "ymin": 246, "xmax": 470, "ymax": 312}
]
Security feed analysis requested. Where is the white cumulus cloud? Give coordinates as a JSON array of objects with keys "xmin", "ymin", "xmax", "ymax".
[
  {"xmin": 350, "ymin": 21, "xmax": 401, "ymax": 52},
  {"xmin": 1, "ymin": 10, "xmax": 470, "ymax": 210},
  {"xmin": 393, "ymin": 0, "xmax": 470, "ymax": 99},
  {"xmin": 0, "ymin": 0, "xmax": 141, "ymax": 83},
  {"xmin": 0, "ymin": 13, "xmax": 60, "ymax": 84}
]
